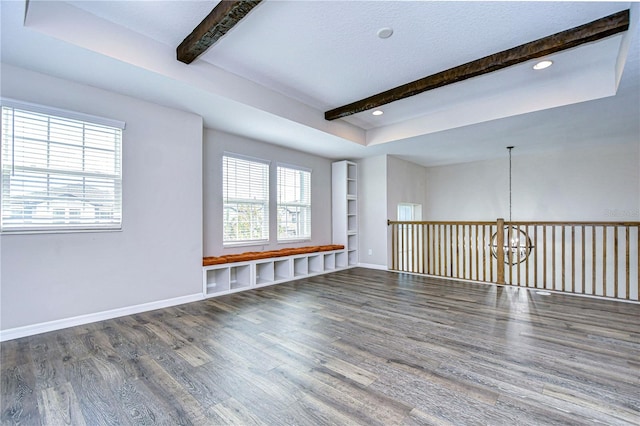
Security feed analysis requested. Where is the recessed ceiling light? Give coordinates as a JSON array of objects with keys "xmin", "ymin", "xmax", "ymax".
[
  {"xmin": 377, "ymin": 27, "xmax": 393, "ymax": 39},
  {"xmin": 372, "ymin": 110, "xmax": 384, "ymax": 116},
  {"xmin": 533, "ymin": 60, "xmax": 553, "ymax": 70}
]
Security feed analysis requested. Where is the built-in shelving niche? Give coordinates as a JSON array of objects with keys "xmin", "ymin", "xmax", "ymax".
[
  {"xmin": 203, "ymin": 160, "xmax": 359, "ymax": 299},
  {"xmin": 333, "ymin": 160, "xmax": 359, "ymax": 267},
  {"xmin": 230, "ymin": 264, "xmax": 251, "ymax": 290},
  {"xmin": 203, "ymin": 250, "xmax": 349, "ymax": 298},
  {"xmin": 293, "ymin": 256, "xmax": 308, "ymax": 277},
  {"xmin": 205, "ymin": 267, "xmax": 230, "ymax": 294}
]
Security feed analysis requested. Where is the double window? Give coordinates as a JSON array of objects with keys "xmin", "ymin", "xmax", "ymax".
[
  {"xmin": 1, "ymin": 100, "xmax": 124, "ymax": 233},
  {"xmin": 222, "ymin": 154, "xmax": 311, "ymax": 245}
]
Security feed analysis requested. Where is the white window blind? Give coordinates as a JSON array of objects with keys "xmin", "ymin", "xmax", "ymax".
[
  {"xmin": 277, "ymin": 165, "xmax": 311, "ymax": 241},
  {"xmin": 223, "ymin": 154, "xmax": 269, "ymax": 244},
  {"xmin": 1, "ymin": 102, "xmax": 123, "ymax": 232}
]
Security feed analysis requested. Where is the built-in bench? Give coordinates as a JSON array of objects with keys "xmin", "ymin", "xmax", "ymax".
[
  {"xmin": 203, "ymin": 244, "xmax": 344, "ymax": 266},
  {"xmin": 202, "ymin": 245, "xmax": 348, "ymax": 298}
]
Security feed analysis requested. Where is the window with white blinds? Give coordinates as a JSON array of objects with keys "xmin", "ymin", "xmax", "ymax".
[
  {"xmin": 277, "ymin": 165, "xmax": 311, "ymax": 241},
  {"xmin": 223, "ymin": 154, "xmax": 269, "ymax": 244},
  {"xmin": 1, "ymin": 101, "xmax": 124, "ymax": 232}
]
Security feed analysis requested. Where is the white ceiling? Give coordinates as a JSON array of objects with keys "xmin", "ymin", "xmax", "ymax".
[{"xmin": 1, "ymin": 1, "xmax": 639, "ymax": 166}]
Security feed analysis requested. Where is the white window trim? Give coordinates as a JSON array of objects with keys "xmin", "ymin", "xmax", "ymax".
[
  {"xmin": 276, "ymin": 162, "xmax": 312, "ymax": 174},
  {"xmin": 397, "ymin": 202, "xmax": 423, "ymax": 221}
]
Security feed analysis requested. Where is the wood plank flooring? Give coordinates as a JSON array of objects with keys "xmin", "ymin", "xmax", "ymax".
[{"xmin": 2, "ymin": 268, "xmax": 639, "ymax": 425}]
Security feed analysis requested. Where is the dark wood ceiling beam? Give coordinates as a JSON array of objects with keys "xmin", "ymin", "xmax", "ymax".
[
  {"xmin": 177, "ymin": 0, "xmax": 263, "ymax": 64},
  {"xmin": 325, "ymin": 9, "xmax": 630, "ymax": 121}
]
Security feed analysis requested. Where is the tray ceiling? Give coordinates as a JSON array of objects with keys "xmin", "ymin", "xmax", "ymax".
[{"xmin": 2, "ymin": 1, "xmax": 638, "ymax": 166}]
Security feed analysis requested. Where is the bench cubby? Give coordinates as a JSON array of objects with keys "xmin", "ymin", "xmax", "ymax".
[
  {"xmin": 274, "ymin": 259, "xmax": 291, "ymax": 281},
  {"xmin": 293, "ymin": 256, "xmax": 308, "ymax": 277},
  {"xmin": 205, "ymin": 267, "xmax": 231, "ymax": 294},
  {"xmin": 256, "ymin": 260, "xmax": 275, "ymax": 285},
  {"xmin": 230, "ymin": 264, "xmax": 251, "ymax": 290},
  {"xmin": 308, "ymin": 254, "xmax": 324, "ymax": 273},
  {"xmin": 336, "ymin": 251, "xmax": 348, "ymax": 268},
  {"xmin": 324, "ymin": 252, "xmax": 336, "ymax": 270},
  {"xmin": 203, "ymin": 249, "xmax": 349, "ymax": 298}
]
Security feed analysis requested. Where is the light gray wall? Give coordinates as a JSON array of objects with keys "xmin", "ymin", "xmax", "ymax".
[
  {"xmin": 203, "ymin": 129, "xmax": 333, "ymax": 256},
  {"xmin": 357, "ymin": 155, "xmax": 431, "ymax": 268},
  {"xmin": 0, "ymin": 64, "xmax": 203, "ymax": 330},
  {"xmin": 425, "ymin": 142, "xmax": 640, "ymax": 221},
  {"xmin": 386, "ymin": 156, "xmax": 430, "ymax": 221},
  {"xmin": 357, "ymin": 155, "xmax": 388, "ymax": 266},
  {"xmin": 386, "ymin": 156, "xmax": 430, "ymax": 266}
]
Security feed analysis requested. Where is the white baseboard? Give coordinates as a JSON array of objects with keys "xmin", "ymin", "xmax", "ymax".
[
  {"xmin": 0, "ymin": 293, "xmax": 204, "ymax": 342},
  {"xmin": 357, "ymin": 262, "xmax": 388, "ymax": 271}
]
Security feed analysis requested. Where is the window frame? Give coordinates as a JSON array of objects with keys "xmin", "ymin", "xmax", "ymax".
[
  {"xmin": 222, "ymin": 153, "xmax": 270, "ymax": 246},
  {"xmin": 1, "ymin": 98, "xmax": 125, "ymax": 234},
  {"xmin": 397, "ymin": 202, "xmax": 423, "ymax": 221},
  {"xmin": 277, "ymin": 163, "xmax": 312, "ymax": 242}
]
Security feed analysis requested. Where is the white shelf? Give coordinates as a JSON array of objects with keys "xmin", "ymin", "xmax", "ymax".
[
  {"xmin": 203, "ymin": 250, "xmax": 347, "ymax": 298},
  {"xmin": 309, "ymin": 254, "xmax": 324, "ymax": 273},
  {"xmin": 274, "ymin": 259, "xmax": 291, "ymax": 281},
  {"xmin": 348, "ymin": 250, "xmax": 358, "ymax": 266},
  {"xmin": 205, "ymin": 268, "xmax": 230, "ymax": 294},
  {"xmin": 293, "ymin": 256, "xmax": 308, "ymax": 277},
  {"xmin": 230, "ymin": 265, "xmax": 251, "ymax": 290},
  {"xmin": 347, "ymin": 215, "xmax": 357, "ymax": 233},
  {"xmin": 256, "ymin": 261, "xmax": 275, "ymax": 285},
  {"xmin": 324, "ymin": 252, "xmax": 336, "ymax": 270},
  {"xmin": 348, "ymin": 234, "xmax": 357, "ymax": 251},
  {"xmin": 332, "ymin": 160, "xmax": 358, "ymax": 267},
  {"xmin": 347, "ymin": 163, "xmax": 357, "ymax": 180},
  {"xmin": 347, "ymin": 180, "xmax": 357, "ymax": 197},
  {"xmin": 348, "ymin": 199, "xmax": 357, "ymax": 215}
]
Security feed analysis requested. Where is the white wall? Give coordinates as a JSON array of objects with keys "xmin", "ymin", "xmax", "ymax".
[
  {"xmin": 203, "ymin": 129, "xmax": 333, "ymax": 256},
  {"xmin": 0, "ymin": 64, "xmax": 203, "ymax": 331},
  {"xmin": 426, "ymin": 142, "xmax": 640, "ymax": 221},
  {"xmin": 387, "ymin": 156, "xmax": 430, "ymax": 221},
  {"xmin": 357, "ymin": 155, "xmax": 388, "ymax": 267},
  {"xmin": 386, "ymin": 156, "xmax": 430, "ymax": 267},
  {"xmin": 357, "ymin": 155, "xmax": 431, "ymax": 268}
]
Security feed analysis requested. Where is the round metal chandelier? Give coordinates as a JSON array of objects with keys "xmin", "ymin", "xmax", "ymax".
[
  {"xmin": 490, "ymin": 147, "xmax": 534, "ymax": 265},
  {"xmin": 490, "ymin": 225, "xmax": 534, "ymax": 265}
]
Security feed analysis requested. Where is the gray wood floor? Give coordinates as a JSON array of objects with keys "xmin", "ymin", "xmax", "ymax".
[{"xmin": 2, "ymin": 268, "xmax": 639, "ymax": 425}]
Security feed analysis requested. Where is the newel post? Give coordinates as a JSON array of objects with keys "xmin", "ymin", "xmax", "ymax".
[{"xmin": 496, "ymin": 218, "xmax": 505, "ymax": 284}]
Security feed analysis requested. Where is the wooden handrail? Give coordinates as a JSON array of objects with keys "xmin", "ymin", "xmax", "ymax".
[
  {"xmin": 388, "ymin": 219, "xmax": 639, "ymax": 301},
  {"xmin": 388, "ymin": 220, "xmax": 496, "ymax": 225},
  {"xmin": 388, "ymin": 220, "xmax": 640, "ymax": 226}
]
